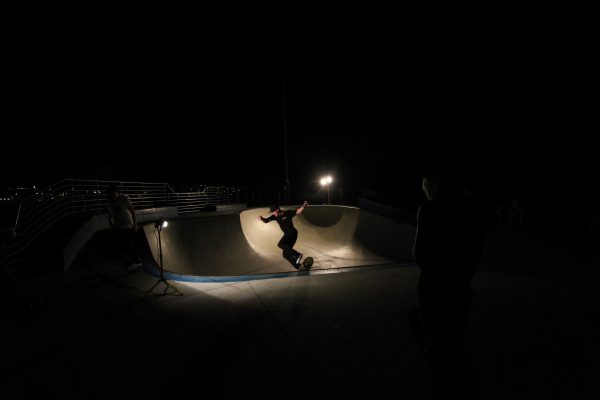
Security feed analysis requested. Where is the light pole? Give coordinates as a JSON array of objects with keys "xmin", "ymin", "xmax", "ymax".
[
  {"xmin": 282, "ymin": 75, "xmax": 290, "ymax": 203},
  {"xmin": 320, "ymin": 175, "xmax": 333, "ymax": 205}
]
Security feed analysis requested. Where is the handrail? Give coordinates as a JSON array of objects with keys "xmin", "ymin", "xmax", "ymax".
[{"xmin": 13, "ymin": 202, "xmax": 21, "ymax": 237}]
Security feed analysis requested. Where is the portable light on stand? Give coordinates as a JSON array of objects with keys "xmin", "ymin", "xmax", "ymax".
[{"xmin": 142, "ymin": 219, "xmax": 183, "ymax": 299}]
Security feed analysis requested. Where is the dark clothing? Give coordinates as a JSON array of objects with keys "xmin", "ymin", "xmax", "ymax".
[
  {"xmin": 114, "ymin": 228, "xmax": 141, "ymax": 265},
  {"xmin": 261, "ymin": 210, "xmax": 298, "ymax": 235},
  {"xmin": 412, "ymin": 193, "xmax": 484, "ymax": 400},
  {"xmin": 261, "ymin": 210, "xmax": 302, "ymax": 268},
  {"xmin": 107, "ymin": 193, "xmax": 140, "ymax": 265},
  {"xmin": 107, "ymin": 194, "xmax": 135, "ymax": 229},
  {"xmin": 278, "ymin": 231, "xmax": 301, "ymax": 268},
  {"xmin": 413, "ymin": 195, "xmax": 483, "ymax": 281}
]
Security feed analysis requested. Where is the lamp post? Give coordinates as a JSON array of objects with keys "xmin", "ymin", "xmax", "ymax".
[{"xmin": 320, "ymin": 175, "xmax": 333, "ymax": 205}]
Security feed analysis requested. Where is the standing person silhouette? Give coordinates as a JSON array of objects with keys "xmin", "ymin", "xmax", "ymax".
[
  {"xmin": 258, "ymin": 201, "xmax": 309, "ymax": 269},
  {"xmin": 106, "ymin": 185, "xmax": 142, "ymax": 271},
  {"xmin": 411, "ymin": 163, "xmax": 485, "ymax": 399}
]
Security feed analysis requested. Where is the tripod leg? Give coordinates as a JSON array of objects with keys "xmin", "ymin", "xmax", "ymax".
[
  {"xmin": 143, "ymin": 278, "xmax": 184, "ymax": 299},
  {"xmin": 162, "ymin": 279, "xmax": 183, "ymax": 296},
  {"xmin": 142, "ymin": 227, "xmax": 184, "ymax": 300},
  {"xmin": 142, "ymin": 279, "xmax": 163, "ymax": 300}
]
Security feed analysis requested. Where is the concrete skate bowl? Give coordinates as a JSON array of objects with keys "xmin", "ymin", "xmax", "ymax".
[{"xmin": 141, "ymin": 205, "xmax": 416, "ymax": 282}]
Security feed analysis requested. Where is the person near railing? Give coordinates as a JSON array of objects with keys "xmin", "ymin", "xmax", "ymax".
[{"xmin": 106, "ymin": 185, "xmax": 142, "ymax": 271}]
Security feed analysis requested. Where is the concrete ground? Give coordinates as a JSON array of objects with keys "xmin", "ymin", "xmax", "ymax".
[{"xmin": 2, "ymin": 208, "xmax": 600, "ymax": 399}]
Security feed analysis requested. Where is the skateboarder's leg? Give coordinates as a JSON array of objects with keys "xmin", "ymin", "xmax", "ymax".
[
  {"xmin": 287, "ymin": 232, "xmax": 302, "ymax": 263},
  {"xmin": 278, "ymin": 235, "xmax": 299, "ymax": 268}
]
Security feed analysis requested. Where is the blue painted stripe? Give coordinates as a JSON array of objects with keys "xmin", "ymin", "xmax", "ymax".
[{"xmin": 141, "ymin": 261, "xmax": 416, "ymax": 283}]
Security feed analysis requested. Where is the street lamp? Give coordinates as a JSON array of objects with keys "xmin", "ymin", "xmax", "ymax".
[{"xmin": 320, "ymin": 175, "xmax": 333, "ymax": 205}]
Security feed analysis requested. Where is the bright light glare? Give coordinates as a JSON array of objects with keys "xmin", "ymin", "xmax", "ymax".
[
  {"xmin": 320, "ymin": 175, "xmax": 333, "ymax": 186},
  {"xmin": 155, "ymin": 219, "xmax": 169, "ymax": 229}
]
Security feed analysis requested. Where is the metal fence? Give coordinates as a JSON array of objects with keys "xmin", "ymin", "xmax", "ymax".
[{"xmin": 0, "ymin": 179, "xmax": 243, "ymax": 277}]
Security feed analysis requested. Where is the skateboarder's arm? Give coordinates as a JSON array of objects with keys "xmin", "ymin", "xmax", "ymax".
[
  {"xmin": 295, "ymin": 200, "xmax": 308, "ymax": 215},
  {"xmin": 259, "ymin": 215, "xmax": 275, "ymax": 223}
]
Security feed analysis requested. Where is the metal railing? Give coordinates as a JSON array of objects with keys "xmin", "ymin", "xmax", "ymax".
[{"xmin": 1, "ymin": 179, "xmax": 244, "ymax": 277}]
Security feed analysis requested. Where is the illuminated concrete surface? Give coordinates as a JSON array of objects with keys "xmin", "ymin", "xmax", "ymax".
[{"xmin": 142, "ymin": 206, "xmax": 416, "ymax": 279}]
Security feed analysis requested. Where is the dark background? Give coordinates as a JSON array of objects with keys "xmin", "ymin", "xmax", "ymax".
[{"xmin": 4, "ymin": 4, "xmax": 599, "ymax": 208}]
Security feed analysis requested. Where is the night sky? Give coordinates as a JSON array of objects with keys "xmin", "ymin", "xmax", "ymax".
[{"xmin": 4, "ymin": 4, "xmax": 599, "ymax": 205}]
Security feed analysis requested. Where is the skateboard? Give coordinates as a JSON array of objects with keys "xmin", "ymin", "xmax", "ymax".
[{"xmin": 302, "ymin": 257, "xmax": 314, "ymax": 270}]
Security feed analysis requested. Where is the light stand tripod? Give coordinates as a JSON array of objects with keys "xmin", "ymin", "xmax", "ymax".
[{"xmin": 143, "ymin": 220, "xmax": 183, "ymax": 299}]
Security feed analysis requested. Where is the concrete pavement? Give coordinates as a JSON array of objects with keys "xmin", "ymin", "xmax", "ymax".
[{"xmin": 3, "ymin": 207, "xmax": 600, "ymax": 399}]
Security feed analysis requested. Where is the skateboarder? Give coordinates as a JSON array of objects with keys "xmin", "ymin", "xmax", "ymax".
[{"xmin": 258, "ymin": 201, "xmax": 309, "ymax": 270}]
